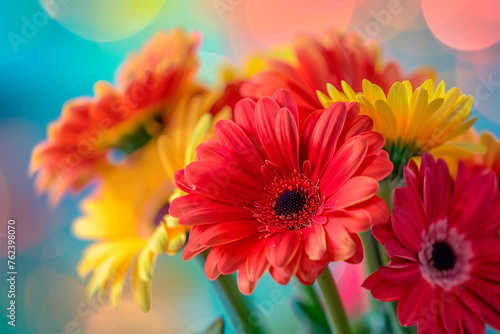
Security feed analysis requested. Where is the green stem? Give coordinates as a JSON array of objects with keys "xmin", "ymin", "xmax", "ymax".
[
  {"xmin": 195, "ymin": 252, "xmax": 263, "ymax": 334},
  {"xmin": 293, "ymin": 284, "xmax": 330, "ymax": 333},
  {"xmin": 316, "ymin": 267, "xmax": 352, "ymax": 334},
  {"xmin": 360, "ymin": 232, "xmax": 382, "ymax": 275}
]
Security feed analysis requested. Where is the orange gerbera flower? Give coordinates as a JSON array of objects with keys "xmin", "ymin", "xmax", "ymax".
[{"xmin": 30, "ymin": 29, "xmax": 202, "ymax": 204}]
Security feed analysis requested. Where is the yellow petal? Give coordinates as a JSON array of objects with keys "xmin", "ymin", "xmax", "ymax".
[
  {"xmin": 326, "ymin": 83, "xmax": 347, "ymax": 102},
  {"xmin": 341, "ymin": 81, "xmax": 357, "ymax": 101},
  {"xmin": 185, "ymin": 113, "xmax": 212, "ymax": 165},
  {"xmin": 132, "ymin": 264, "xmax": 151, "ymax": 313},
  {"xmin": 317, "ymin": 90, "xmax": 332, "ymax": 107}
]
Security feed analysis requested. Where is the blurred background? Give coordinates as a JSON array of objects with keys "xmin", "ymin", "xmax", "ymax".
[{"xmin": 0, "ymin": 0, "xmax": 499, "ymax": 333}]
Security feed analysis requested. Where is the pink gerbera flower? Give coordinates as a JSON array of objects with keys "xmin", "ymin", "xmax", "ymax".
[
  {"xmin": 363, "ymin": 153, "xmax": 500, "ymax": 333},
  {"xmin": 170, "ymin": 89, "xmax": 393, "ymax": 294}
]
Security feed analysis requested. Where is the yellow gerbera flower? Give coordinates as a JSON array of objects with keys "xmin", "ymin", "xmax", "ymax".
[
  {"xmin": 74, "ymin": 92, "xmax": 230, "ymax": 312},
  {"xmin": 317, "ymin": 79, "xmax": 485, "ymax": 176}
]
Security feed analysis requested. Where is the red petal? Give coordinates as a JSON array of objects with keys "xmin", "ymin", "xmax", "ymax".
[
  {"xmin": 185, "ymin": 161, "xmax": 261, "ymax": 205},
  {"xmin": 205, "ymin": 247, "xmax": 223, "ymax": 280},
  {"xmin": 275, "ymin": 107, "xmax": 300, "ymax": 171},
  {"xmin": 201, "ymin": 220, "xmax": 260, "ymax": 247},
  {"xmin": 255, "ymin": 97, "xmax": 289, "ymax": 172},
  {"xmin": 233, "ymin": 98, "xmax": 260, "ymax": 148},
  {"xmin": 272, "ymin": 88, "xmax": 299, "ymax": 125},
  {"xmin": 378, "ymin": 263, "xmax": 421, "ymax": 285},
  {"xmin": 345, "ymin": 233, "xmax": 364, "ymax": 264},
  {"xmin": 269, "ymin": 249, "xmax": 302, "ymax": 285},
  {"xmin": 237, "ymin": 265, "xmax": 257, "ymax": 295},
  {"xmin": 266, "ymin": 230, "xmax": 301, "ymax": 267},
  {"xmin": 246, "ymin": 242, "xmax": 270, "ymax": 282},
  {"xmin": 320, "ymin": 136, "xmax": 368, "ymax": 197},
  {"xmin": 307, "ymin": 102, "xmax": 347, "ymax": 180},
  {"xmin": 332, "ymin": 176, "xmax": 379, "ymax": 209},
  {"xmin": 323, "ymin": 220, "xmax": 356, "ymax": 261},
  {"xmin": 296, "ymin": 256, "xmax": 328, "ymax": 285},
  {"xmin": 214, "ymin": 120, "xmax": 269, "ymax": 184},
  {"xmin": 303, "ymin": 224, "xmax": 327, "ymax": 261}
]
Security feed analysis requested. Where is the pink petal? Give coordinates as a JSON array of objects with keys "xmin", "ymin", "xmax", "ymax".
[
  {"xmin": 393, "ymin": 187, "xmax": 426, "ymax": 226},
  {"xmin": 371, "ymin": 220, "xmax": 395, "ymax": 245},
  {"xmin": 362, "ymin": 270, "xmax": 407, "ymax": 302},
  {"xmin": 384, "ymin": 239, "xmax": 418, "ymax": 262},
  {"xmin": 397, "ymin": 279, "xmax": 434, "ymax": 327},
  {"xmin": 392, "ymin": 207, "xmax": 425, "ymax": 253},
  {"xmin": 451, "ymin": 170, "xmax": 496, "ymax": 236},
  {"xmin": 423, "ymin": 159, "xmax": 452, "ymax": 223}
]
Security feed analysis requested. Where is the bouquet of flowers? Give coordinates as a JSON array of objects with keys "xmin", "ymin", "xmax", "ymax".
[{"xmin": 30, "ymin": 28, "xmax": 500, "ymax": 334}]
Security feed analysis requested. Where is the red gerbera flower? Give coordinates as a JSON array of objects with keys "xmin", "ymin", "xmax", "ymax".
[
  {"xmin": 241, "ymin": 31, "xmax": 435, "ymax": 125},
  {"xmin": 363, "ymin": 153, "xmax": 500, "ymax": 333},
  {"xmin": 170, "ymin": 89, "xmax": 393, "ymax": 294}
]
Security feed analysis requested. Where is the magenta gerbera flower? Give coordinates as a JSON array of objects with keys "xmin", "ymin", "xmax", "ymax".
[
  {"xmin": 170, "ymin": 89, "xmax": 393, "ymax": 294},
  {"xmin": 363, "ymin": 153, "xmax": 500, "ymax": 333}
]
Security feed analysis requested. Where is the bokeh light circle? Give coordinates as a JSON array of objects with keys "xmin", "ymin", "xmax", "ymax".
[
  {"xmin": 40, "ymin": 0, "xmax": 165, "ymax": 43},
  {"xmin": 347, "ymin": 0, "xmax": 423, "ymax": 43},
  {"xmin": 422, "ymin": 0, "xmax": 500, "ymax": 51},
  {"xmin": 244, "ymin": 0, "xmax": 356, "ymax": 47},
  {"xmin": 456, "ymin": 44, "xmax": 500, "ymax": 124}
]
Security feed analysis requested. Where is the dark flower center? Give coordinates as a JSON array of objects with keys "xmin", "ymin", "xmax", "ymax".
[
  {"xmin": 275, "ymin": 190, "xmax": 308, "ymax": 217},
  {"xmin": 254, "ymin": 171, "xmax": 321, "ymax": 230},
  {"xmin": 431, "ymin": 242, "xmax": 455, "ymax": 271},
  {"xmin": 419, "ymin": 220, "xmax": 472, "ymax": 289}
]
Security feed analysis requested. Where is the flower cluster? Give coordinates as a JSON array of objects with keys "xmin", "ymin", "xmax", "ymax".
[{"xmin": 31, "ymin": 28, "xmax": 500, "ymax": 333}]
